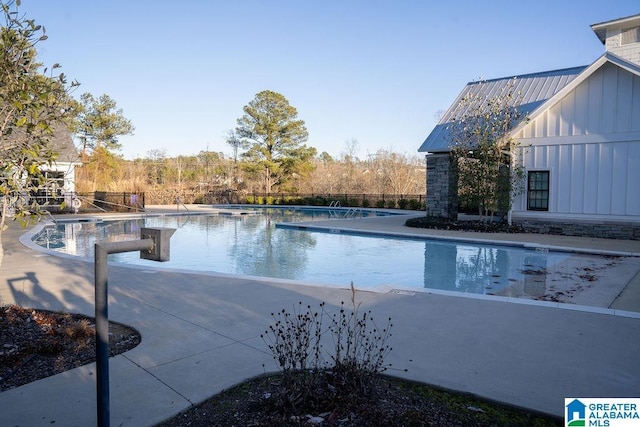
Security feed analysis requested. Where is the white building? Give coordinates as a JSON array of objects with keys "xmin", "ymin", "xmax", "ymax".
[
  {"xmin": 418, "ymin": 14, "xmax": 640, "ymax": 239},
  {"xmin": 37, "ymin": 124, "xmax": 81, "ymax": 210}
]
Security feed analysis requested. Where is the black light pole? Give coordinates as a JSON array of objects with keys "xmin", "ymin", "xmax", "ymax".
[{"xmin": 94, "ymin": 228, "xmax": 175, "ymax": 427}]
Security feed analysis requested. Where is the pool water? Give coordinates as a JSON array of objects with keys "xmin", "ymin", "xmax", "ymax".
[{"xmin": 34, "ymin": 208, "xmax": 574, "ymax": 296}]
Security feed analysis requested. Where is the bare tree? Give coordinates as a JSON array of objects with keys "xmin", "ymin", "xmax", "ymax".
[{"xmin": 448, "ymin": 78, "xmax": 526, "ymax": 219}]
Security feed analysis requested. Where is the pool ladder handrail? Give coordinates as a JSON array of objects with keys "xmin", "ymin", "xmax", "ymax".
[
  {"xmin": 328, "ymin": 200, "xmax": 342, "ymax": 217},
  {"xmin": 176, "ymin": 197, "xmax": 190, "ymax": 213},
  {"xmin": 344, "ymin": 207, "xmax": 361, "ymax": 218},
  {"xmin": 43, "ymin": 210, "xmax": 57, "ymax": 224}
]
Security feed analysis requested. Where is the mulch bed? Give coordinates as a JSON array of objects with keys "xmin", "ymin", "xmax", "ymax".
[
  {"xmin": 405, "ymin": 216, "xmax": 526, "ymax": 233},
  {"xmin": 0, "ymin": 304, "xmax": 140, "ymax": 392}
]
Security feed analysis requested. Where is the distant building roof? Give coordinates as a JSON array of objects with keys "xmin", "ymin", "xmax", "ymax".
[
  {"xmin": 418, "ymin": 66, "xmax": 586, "ymax": 153},
  {"xmin": 49, "ymin": 123, "xmax": 80, "ymax": 164},
  {"xmin": 2, "ymin": 123, "xmax": 80, "ymax": 164}
]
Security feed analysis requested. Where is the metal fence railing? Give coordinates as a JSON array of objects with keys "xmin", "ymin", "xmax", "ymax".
[
  {"xmin": 234, "ymin": 192, "xmax": 426, "ymax": 210},
  {"xmin": 69, "ymin": 191, "xmax": 426, "ymax": 212}
]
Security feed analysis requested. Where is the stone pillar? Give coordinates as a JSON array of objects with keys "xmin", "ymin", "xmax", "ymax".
[{"xmin": 426, "ymin": 153, "xmax": 458, "ymax": 220}]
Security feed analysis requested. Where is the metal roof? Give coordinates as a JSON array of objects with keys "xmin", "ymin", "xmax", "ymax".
[{"xmin": 418, "ymin": 66, "xmax": 586, "ymax": 153}]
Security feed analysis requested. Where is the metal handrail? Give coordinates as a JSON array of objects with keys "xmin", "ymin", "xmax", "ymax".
[
  {"xmin": 42, "ymin": 210, "xmax": 57, "ymax": 224},
  {"xmin": 344, "ymin": 207, "xmax": 362, "ymax": 218},
  {"xmin": 176, "ymin": 197, "xmax": 190, "ymax": 213}
]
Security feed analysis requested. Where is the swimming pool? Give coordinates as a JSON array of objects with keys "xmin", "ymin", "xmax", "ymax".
[{"xmin": 33, "ymin": 207, "xmax": 589, "ymax": 297}]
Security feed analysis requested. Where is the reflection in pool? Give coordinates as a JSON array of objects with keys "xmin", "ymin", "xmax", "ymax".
[{"xmin": 33, "ymin": 208, "xmax": 584, "ymax": 297}]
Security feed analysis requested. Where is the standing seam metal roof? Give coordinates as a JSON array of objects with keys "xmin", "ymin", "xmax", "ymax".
[{"xmin": 418, "ymin": 66, "xmax": 586, "ymax": 153}]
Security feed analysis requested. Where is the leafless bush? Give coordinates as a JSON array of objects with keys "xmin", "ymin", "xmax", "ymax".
[{"xmin": 261, "ymin": 283, "xmax": 393, "ymax": 412}]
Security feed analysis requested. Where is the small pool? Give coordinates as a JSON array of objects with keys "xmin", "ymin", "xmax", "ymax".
[{"xmin": 33, "ymin": 207, "xmax": 591, "ymax": 297}]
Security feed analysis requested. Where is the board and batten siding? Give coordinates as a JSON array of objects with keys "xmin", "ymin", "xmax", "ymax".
[{"xmin": 512, "ymin": 62, "xmax": 640, "ymax": 219}]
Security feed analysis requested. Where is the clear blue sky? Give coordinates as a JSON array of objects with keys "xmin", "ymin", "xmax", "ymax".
[{"xmin": 18, "ymin": 1, "xmax": 640, "ymax": 160}]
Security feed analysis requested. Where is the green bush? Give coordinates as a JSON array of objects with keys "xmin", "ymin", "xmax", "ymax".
[
  {"xmin": 408, "ymin": 199, "xmax": 423, "ymax": 210},
  {"xmin": 361, "ymin": 199, "xmax": 370, "ymax": 208},
  {"xmin": 386, "ymin": 200, "xmax": 396, "ymax": 209},
  {"xmin": 375, "ymin": 200, "xmax": 386, "ymax": 208},
  {"xmin": 397, "ymin": 198, "xmax": 409, "ymax": 209},
  {"xmin": 285, "ymin": 197, "xmax": 304, "ymax": 205},
  {"xmin": 302, "ymin": 196, "xmax": 325, "ymax": 206}
]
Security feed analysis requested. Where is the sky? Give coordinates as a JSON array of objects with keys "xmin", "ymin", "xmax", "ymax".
[{"xmin": 16, "ymin": 0, "xmax": 640, "ymax": 160}]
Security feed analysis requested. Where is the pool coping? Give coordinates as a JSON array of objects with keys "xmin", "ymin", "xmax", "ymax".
[{"xmin": 22, "ymin": 213, "xmax": 640, "ymax": 320}]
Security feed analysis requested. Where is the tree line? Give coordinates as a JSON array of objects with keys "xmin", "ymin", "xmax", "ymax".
[
  {"xmin": 72, "ymin": 86, "xmax": 426, "ymax": 203},
  {"xmin": 75, "ymin": 145, "xmax": 426, "ymax": 205}
]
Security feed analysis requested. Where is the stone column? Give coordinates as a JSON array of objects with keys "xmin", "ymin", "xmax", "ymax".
[{"xmin": 426, "ymin": 153, "xmax": 458, "ymax": 220}]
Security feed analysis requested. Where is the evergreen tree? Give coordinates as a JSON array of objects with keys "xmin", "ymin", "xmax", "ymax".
[{"xmin": 236, "ymin": 90, "xmax": 315, "ymax": 192}]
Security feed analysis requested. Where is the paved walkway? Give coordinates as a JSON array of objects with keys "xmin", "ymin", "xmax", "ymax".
[{"xmin": 1, "ymin": 206, "xmax": 639, "ymax": 426}]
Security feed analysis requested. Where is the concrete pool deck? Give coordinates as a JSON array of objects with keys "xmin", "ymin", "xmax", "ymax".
[{"xmin": 1, "ymin": 205, "xmax": 639, "ymax": 425}]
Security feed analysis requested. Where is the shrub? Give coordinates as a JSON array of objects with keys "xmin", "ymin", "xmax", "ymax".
[
  {"xmin": 305, "ymin": 196, "xmax": 327, "ymax": 206},
  {"xmin": 408, "ymin": 199, "xmax": 423, "ymax": 210},
  {"xmin": 397, "ymin": 198, "xmax": 409, "ymax": 210},
  {"xmin": 285, "ymin": 197, "xmax": 304, "ymax": 205},
  {"xmin": 375, "ymin": 200, "xmax": 386, "ymax": 208},
  {"xmin": 261, "ymin": 283, "xmax": 393, "ymax": 412},
  {"xmin": 361, "ymin": 199, "xmax": 370, "ymax": 208},
  {"xmin": 405, "ymin": 215, "xmax": 525, "ymax": 233},
  {"xmin": 386, "ymin": 200, "xmax": 396, "ymax": 209},
  {"xmin": 315, "ymin": 196, "xmax": 328, "ymax": 206}
]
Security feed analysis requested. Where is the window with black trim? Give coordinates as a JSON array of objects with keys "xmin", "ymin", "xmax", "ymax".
[{"xmin": 527, "ymin": 171, "xmax": 549, "ymax": 211}]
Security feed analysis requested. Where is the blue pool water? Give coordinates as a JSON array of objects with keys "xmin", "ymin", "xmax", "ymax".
[{"xmin": 34, "ymin": 207, "xmax": 573, "ymax": 295}]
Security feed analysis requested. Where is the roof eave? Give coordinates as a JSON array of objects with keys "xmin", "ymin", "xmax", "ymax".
[{"xmin": 591, "ymin": 14, "xmax": 640, "ymax": 45}]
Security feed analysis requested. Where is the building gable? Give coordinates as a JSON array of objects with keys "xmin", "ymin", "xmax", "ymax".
[
  {"xmin": 515, "ymin": 56, "xmax": 640, "ymax": 143},
  {"xmin": 512, "ymin": 57, "xmax": 640, "ymax": 219}
]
